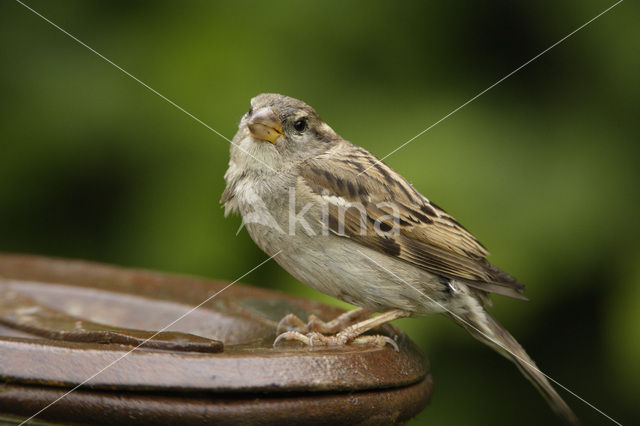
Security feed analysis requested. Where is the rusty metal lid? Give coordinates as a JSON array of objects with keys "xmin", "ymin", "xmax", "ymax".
[{"xmin": 0, "ymin": 254, "xmax": 432, "ymax": 424}]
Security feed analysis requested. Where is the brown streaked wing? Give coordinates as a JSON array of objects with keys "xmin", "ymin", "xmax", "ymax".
[{"xmin": 299, "ymin": 142, "xmax": 525, "ymax": 299}]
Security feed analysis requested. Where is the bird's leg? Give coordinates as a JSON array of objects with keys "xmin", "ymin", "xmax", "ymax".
[
  {"xmin": 276, "ymin": 307, "xmax": 372, "ymax": 335},
  {"xmin": 307, "ymin": 307, "xmax": 373, "ymax": 334},
  {"xmin": 274, "ymin": 309, "xmax": 410, "ymax": 351},
  {"xmin": 275, "ymin": 313, "xmax": 308, "ymax": 334},
  {"xmin": 330, "ymin": 309, "xmax": 409, "ymax": 343}
]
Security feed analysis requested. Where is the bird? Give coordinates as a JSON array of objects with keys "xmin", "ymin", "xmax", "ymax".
[{"xmin": 221, "ymin": 93, "xmax": 578, "ymax": 424}]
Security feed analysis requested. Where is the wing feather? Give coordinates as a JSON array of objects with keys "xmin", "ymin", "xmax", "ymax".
[{"xmin": 299, "ymin": 142, "xmax": 526, "ymax": 300}]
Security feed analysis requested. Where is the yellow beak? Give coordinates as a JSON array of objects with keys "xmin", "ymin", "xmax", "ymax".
[{"xmin": 248, "ymin": 107, "xmax": 283, "ymax": 143}]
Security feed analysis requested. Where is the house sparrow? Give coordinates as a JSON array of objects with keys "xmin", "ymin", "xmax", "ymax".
[{"xmin": 221, "ymin": 93, "xmax": 578, "ymax": 424}]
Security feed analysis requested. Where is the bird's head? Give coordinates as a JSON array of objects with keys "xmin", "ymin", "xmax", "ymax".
[{"xmin": 230, "ymin": 94, "xmax": 339, "ymax": 171}]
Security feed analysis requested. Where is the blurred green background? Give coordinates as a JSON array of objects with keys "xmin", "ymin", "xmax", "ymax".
[{"xmin": 1, "ymin": 1, "xmax": 638, "ymax": 424}]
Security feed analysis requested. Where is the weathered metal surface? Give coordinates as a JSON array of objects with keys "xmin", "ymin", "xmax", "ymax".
[
  {"xmin": 0, "ymin": 290, "xmax": 223, "ymax": 353},
  {"xmin": 0, "ymin": 253, "xmax": 431, "ymax": 424},
  {"xmin": 0, "ymin": 336, "xmax": 426, "ymax": 392},
  {"xmin": 0, "ymin": 378, "xmax": 433, "ymax": 425}
]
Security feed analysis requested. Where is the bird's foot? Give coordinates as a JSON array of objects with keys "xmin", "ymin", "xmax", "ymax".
[
  {"xmin": 274, "ymin": 309, "xmax": 410, "ymax": 352},
  {"xmin": 273, "ymin": 330, "xmax": 399, "ymax": 351},
  {"xmin": 276, "ymin": 307, "xmax": 373, "ymax": 335}
]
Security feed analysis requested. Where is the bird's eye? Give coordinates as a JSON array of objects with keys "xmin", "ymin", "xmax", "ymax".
[
  {"xmin": 293, "ymin": 118, "xmax": 308, "ymax": 132},
  {"xmin": 247, "ymin": 107, "xmax": 253, "ymax": 116}
]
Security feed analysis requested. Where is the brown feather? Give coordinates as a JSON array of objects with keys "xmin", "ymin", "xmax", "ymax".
[{"xmin": 299, "ymin": 142, "xmax": 526, "ymax": 299}]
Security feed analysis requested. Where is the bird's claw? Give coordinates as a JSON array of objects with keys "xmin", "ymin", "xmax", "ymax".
[{"xmin": 273, "ymin": 330, "xmax": 399, "ymax": 351}]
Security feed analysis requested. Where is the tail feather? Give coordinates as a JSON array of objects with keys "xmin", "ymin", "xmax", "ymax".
[{"xmin": 449, "ymin": 309, "xmax": 580, "ymax": 425}]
